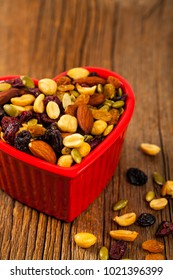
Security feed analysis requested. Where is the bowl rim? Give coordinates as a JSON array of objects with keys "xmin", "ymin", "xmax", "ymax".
[{"xmin": 0, "ymin": 67, "xmax": 135, "ymax": 178}]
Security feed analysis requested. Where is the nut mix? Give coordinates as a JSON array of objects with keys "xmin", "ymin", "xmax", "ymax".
[{"xmin": 0, "ymin": 68, "xmax": 127, "ymax": 167}]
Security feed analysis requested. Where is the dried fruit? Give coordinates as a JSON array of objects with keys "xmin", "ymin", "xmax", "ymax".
[
  {"xmin": 77, "ymin": 104, "xmax": 94, "ymax": 134},
  {"xmin": 142, "ymin": 239, "xmax": 164, "ymax": 253},
  {"xmin": 113, "ymin": 212, "xmax": 136, "ymax": 226},
  {"xmin": 145, "ymin": 253, "xmax": 165, "ymax": 260},
  {"xmin": 136, "ymin": 213, "xmax": 156, "ymax": 227},
  {"xmin": 155, "ymin": 221, "xmax": 173, "ymax": 237},
  {"xmin": 76, "ymin": 142, "xmax": 91, "ymax": 157},
  {"xmin": 126, "ymin": 167, "xmax": 148, "ymax": 186},
  {"xmin": 113, "ymin": 199, "xmax": 128, "ymax": 211},
  {"xmin": 91, "ymin": 120, "xmax": 107, "ymax": 135},
  {"xmin": 29, "ymin": 140, "xmax": 57, "ymax": 164},
  {"xmin": 57, "ymin": 155, "xmax": 73, "ymax": 167},
  {"xmin": 99, "ymin": 246, "xmax": 109, "ymax": 260},
  {"xmin": 109, "ymin": 230, "xmax": 139, "ymax": 241},
  {"xmin": 109, "ymin": 240, "xmax": 127, "ymax": 260},
  {"xmin": 161, "ymin": 180, "xmax": 173, "ymax": 197},
  {"xmin": 91, "ymin": 109, "xmax": 112, "ymax": 122},
  {"xmin": 74, "ymin": 232, "xmax": 97, "ymax": 248},
  {"xmin": 149, "ymin": 198, "xmax": 168, "ymax": 210},
  {"xmin": 14, "ymin": 130, "xmax": 31, "ymax": 151},
  {"xmin": 140, "ymin": 143, "xmax": 161, "ymax": 155}
]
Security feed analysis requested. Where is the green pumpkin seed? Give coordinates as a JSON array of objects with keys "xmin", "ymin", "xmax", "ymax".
[
  {"xmin": 99, "ymin": 246, "xmax": 109, "ymax": 260},
  {"xmin": 112, "ymin": 100, "xmax": 125, "ymax": 108},
  {"xmin": 71, "ymin": 148, "xmax": 82, "ymax": 164},
  {"xmin": 113, "ymin": 199, "xmax": 128, "ymax": 211},
  {"xmin": 145, "ymin": 190, "xmax": 155, "ymax": 202},
  {"xmin": 104, "ymin": 99, "xmax": 114, "ymax": 107},
  {"xmin": 3, "ymin": 104, "xmax": 18, "ymax": 117},
  {"xmin": 153, "ymin": 171, "xmax": 165, "ymax": 185},
  {"xmin": 0, "ymin": 82, "xmax": 11, "ymax": 91},
  {"xmin": 99, "ymin": 104, "xmax": 110, "ymax": 111},
  {"xmin": 20, "ymin": 75, "xmax": 35, "ymax": 88},
  {"xmin": 118, "ymin": 87, "xmax": 123, "ymax": 97}
]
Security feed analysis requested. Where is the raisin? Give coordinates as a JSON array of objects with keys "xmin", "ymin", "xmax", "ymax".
[
  {"xmin": 14, "ymin": 130, "xmax": 31, "ymax": 151},
  {"xmin": 88, "ymin": 136, "xmax": 103, "ymax": 150},
  {"xmin": 1, "ymin": 116, "xmax": 19, "ymax": 131},
  {"xmin": 44, "ymin": 95, "xmax": 61, "ymax": 107},
  {"xmin": 126, "ymin": 167, "xmax": 148, "ymax": 186},
  {"xmin": 109, "ymin": 240, "xmax": 127, "ymax": 260},
  {"xmin": 136, "ymin": 213, "xmax": 156, "ymax": 227},
  {"xmin": 155, "ymin": 221, "xmax": 173, "ymax": 237},
  {"xmin": 44, "ymin": 123, "xmax": 63, "ymax": 153}
]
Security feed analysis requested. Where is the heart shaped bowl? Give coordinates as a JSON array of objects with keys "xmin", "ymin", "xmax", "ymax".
[{"xmin": 0, "ymin": 67, "xmax": 135, "ymax": 221}]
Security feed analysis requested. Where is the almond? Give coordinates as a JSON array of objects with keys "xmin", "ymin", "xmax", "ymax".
[
  {"xmin": 73, "ymin": 76, "xmax": 106, "ymax": 86},
  {"xmin": 29, "ymin": 140, "xmax": 57, "ymax": 164},
  {"xmin": 88, "ymin": 93, "xmax": 105, "ymax": 106},
  {"xmin": 77, "ymin": 104, "xmax": 94, "ymax": 134}
]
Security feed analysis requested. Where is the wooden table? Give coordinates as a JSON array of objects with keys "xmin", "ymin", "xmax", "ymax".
[{"xmin": 0, "ymin": 0, "xmax": 173, "ymax": 260}]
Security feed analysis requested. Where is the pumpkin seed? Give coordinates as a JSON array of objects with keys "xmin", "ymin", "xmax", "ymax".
[
  {"xmin": 97, "ymin": 83, "xmax": 103, "ymax": 93},
  {"xmin": 145, "ymin": 190, "xmax": 155, "ymax": 202},
  {"xmin": 99, "ymin": 246, "xmax": 109, "ymax": 260},
  {"xmin": 112, "ymin": 100, "xmax": 125, "ymax": 108},
  {"xmin": 113, "ymin": 199, "xmax": 128, "ymax": 211},
  {"xmin": 118, "ymin": 87, "xmax": 123, "ymax": 96},
  {"xmin": 20, "ymin": 75, "xmax": 35, "ymax": 88},
  {"xmin": 153, "ymin": 171, "xmax": 165, "ymax": 185},
  {"xmin": 3, "ymin": 104, "xmax": 18, "ymax": 117},
  {"xmin": 71, "ymin": 148, "xmax": 82, "ymax": 164}
]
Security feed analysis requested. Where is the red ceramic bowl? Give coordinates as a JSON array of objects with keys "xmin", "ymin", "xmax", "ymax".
[{"xmin": 0, "ymin": 67, "xmax": 135, "ymax": 221}]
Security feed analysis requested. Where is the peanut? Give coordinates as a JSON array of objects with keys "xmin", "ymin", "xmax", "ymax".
[
  {"xmin": 74, "ymin": 232, "xmax": 97, "ymax": 248},
  {"xmin": 109, "ymin": 230, "xmax": 139, "ymax": 241},
  {"xmin": 63, "ymin": 133, "xmax": 84, "ymax": 148},
  {"xmin": 33, "ymin": 93, "xmax": 45, "ymax": 113},
  {"xmin": 57, "ymin": 114, "xmax": 78, "ymax": 133},
  {"xmin": 140, "ymin": 143, "xmax": 161, "ymax": 156},
  {"xmin": 67, "ymin": 67, "xmax": 90, "ymax": 80},
  {"xmin": 149, "ymin": 198, "xmax": 168, "ymax": 210},
  {"xmin": 145, "ymin": 190, "xmax": 155, "ymax": 202},
  {"xmin": 38, "ymin": 78, "xmax": 57, "ymax": 95},
  {"xmin": 76, "ymin": 83, "xmax": 96, "ymax": 95},
  {"xmin": 113, "ymin": 212, "xmax": 136, "ymax": 226},
  {"xmin": 46, "ymin": 101, "xmax": 60, "ymax": 119},
  {"xmin": 11, "ymin": 94, "xmax": 35, "ymax": 106}
]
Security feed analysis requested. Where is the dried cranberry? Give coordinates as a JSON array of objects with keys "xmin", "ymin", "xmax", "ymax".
[
  {"xmin": 14, "ymin": 130, "xmax": 31, "ymax": 151},
  {"xmin": 40, "ymin": 113, "xmax": 57, "ymax": 125},
  {"xmin": 1, "ymin": 116, "xmax": 19, "ymax": 131},
  {"xmin": 3, "ymin": 121, "xmax": 20, "ymax": 145},
  {"xmin": 19, "ymin": 110, "xmax": 34, "ymax": 124},
  {"xmin": 155, "ymin": 221, "xmax": 173, "ymax": 237},
  {"xmin": 5, "ymin": 77, "xmax": 23, "ymax": 88},
  {"xmin": 126, "ymin": 167, "xmax": 148, "ymax": 186},
  {"xmin": 44, "ymin": 95, "xmax": 61, "ymax": 107},
  {"xmin": 109, "ymin": 240, "xmax": 127, "ymax": 260},
  {"xmin": 136, "ymin": 213, "xmax": 156, "ymax": 227}
]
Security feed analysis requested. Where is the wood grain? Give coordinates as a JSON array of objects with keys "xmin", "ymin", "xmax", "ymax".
[{"xmin": 0, "ymin": 0, "xmax": 173, "ymax": 260}]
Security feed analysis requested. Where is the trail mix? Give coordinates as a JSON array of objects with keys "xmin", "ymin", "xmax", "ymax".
[
  {"xmin": 74, "ymin": 142, "xmax": 173, "ymax": 260},
  {"xmin": 0, "ymin": 68, "xmax": 126, "ymax": 167}
]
